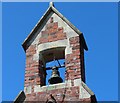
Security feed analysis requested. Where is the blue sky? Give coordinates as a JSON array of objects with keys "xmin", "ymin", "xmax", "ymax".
[{"xmin": 2, "ymin": 2, "xmax": 118, "ymax": 102}]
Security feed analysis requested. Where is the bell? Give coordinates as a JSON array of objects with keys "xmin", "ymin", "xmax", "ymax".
[{"xmin": 48, "ymin": 66, "xmax": 63, "ymax": 84}]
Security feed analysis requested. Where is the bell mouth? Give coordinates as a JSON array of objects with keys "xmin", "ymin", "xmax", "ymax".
[{"xmin": 48, "ymin": 77, "xmax": 63, "ymax": 84}]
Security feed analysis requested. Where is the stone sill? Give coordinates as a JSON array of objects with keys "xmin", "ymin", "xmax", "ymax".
[
  {"xmin": 34, "ymin": 81, "xmax": 71, "ymax": 93},
  {"xmin": 24, "ymin": 79, "xmax": 82, "ymax": 94}
]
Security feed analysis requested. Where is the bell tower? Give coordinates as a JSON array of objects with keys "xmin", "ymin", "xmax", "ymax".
[{"xmin": 21, "ymin": 2, "xmax": 97, "ymax": 102}]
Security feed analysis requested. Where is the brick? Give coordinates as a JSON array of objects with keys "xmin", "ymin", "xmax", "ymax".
[
  {"xmin": 58, "ymin": 27, "xmax": 63, "ymax": 33},
  {"xmin": 72, "ymin": 49, "xmax": 80, "ymax": 54},
  {"xmin": 69, "ymin": 36, "xmax": 80, "ymax": 44},
  {"xmin": 53, "ymin": 22, "xmax": 58, "ymax": 29},
  {"xmin": 30, "ymin": 68, "xmax": 39, "ymax": 73},
  {"xmin": 67, "ymin": 69, "xmax": 75, "ymax": 73},
  {"xmin": 26, "ymin": 50, "xmax": 36, "ymax": 56},
  {"xmin": 39, "ymin": 37, "xmax": 49, "ymax": 44},
  {"xmin": 48, "ymin": 35, "xmax": 53, "ymax": 42},
  {"xmin": 26, "ymin": 45, "xmax": 36, "ymax": 53},
  {"xmin": 57, "ymin": 33, "xmax": 67, "ymax": 40},
  {"xmin": 50, "ymin": 17, "xmax": 53, "ymax": 23},
  {"xmin": 35, "ymin": 77, "xmax": 40, "ymax": 82},
  {"xmin": 46, "ymin": 23, "xmax": 54, "ymax": 29},
  {"xmin": 26, "ymin": 56, "xmax": 33, "ymax": 65},
  {"xmin": 70, "ymin": 43, "xmax": 80, "ymax": 47},
  {"xmin": 72, "ymin": 45, "xmax": 80, "ymax": 50},
  {"xmin": 25, "ymin": 73, "xmax": 35, "ymax": 77},
  {"xmin": 52, "ymin": 37, "xmax": 58, "ymax": 41},
  {"xmin": 31, "ymin": 61, "xmax": 39, "ymax": 67},
  {"xmin": 25, "ymin": 67, "xmax": 35, "ymax": 71},
  {"xmin": 41, "ymin": 30, "xmax": 48, "ymax": 35},
  {"xmin": 49, "ymin": 28, "xmax": 57, "ymax": 35},
  {"xmin": 41, "ymin": 31, "xmax": 49, "ymax": 38},
  {"xmin": 65, "ymin": 63, "xmax": 75, "ymax": 68}
]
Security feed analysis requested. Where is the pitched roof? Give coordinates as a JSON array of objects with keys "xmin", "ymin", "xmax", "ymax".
[
  {"xmin": 14, "ymin": 91, "xmax": 26, "ymax": 103},
  {"xmin": 22, "ymin": 2, "xmax": 88, "ymax": 51}
]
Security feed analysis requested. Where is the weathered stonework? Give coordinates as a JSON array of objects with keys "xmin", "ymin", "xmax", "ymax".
[{"xmin": 14, "ymin": 2, "xmax": 97, "ymax": 103}]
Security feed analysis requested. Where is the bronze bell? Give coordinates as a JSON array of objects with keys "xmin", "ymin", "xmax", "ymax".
[{"xmin": 48, "ymin": 66, "xmax": 63, "ymax": 84}]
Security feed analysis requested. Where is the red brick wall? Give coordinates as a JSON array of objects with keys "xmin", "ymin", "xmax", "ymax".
[
  {"xmin": 65, "ymin": 36, "xmax": 81, "ymax": 80},
  {"xmin": 25, "ymin": 45, "xmax": 46, "ymax": 90},
  {"xmin": 39, "ymin": 17, "xmax": 67, "ymax": 44}
]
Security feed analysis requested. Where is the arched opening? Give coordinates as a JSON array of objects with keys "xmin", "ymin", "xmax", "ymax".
[{"xmin": 39, "ymin": 47, "xmax": 66, "ymax": 86}]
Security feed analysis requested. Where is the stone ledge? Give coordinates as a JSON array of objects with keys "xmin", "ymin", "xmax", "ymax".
[
  {"xmin": 34, "ymin": 80, "xmax": 72, "ymax": 93},
  {"xmin": 24, "ymin": 79, "xmax": 83, "ymax": 94}
]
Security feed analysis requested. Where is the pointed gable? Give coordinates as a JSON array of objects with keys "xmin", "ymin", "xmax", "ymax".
[{"xmin": 22, "ymin": 3, "xmax": 88, "ymax": 51}]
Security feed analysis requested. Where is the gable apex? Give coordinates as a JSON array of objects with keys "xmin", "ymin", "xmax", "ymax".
[
  {"xmin": 49, "ymin": 2, "xmax": 54, "ymax": 7},
  {"xmin": 22, "ymin": 3, "xmax": 88, "ymax": 51}
]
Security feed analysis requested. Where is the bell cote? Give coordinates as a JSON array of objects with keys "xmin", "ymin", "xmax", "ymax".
[{"xmin": 20, "ymin": 3, "xmax": 97, "ymax": 102}]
